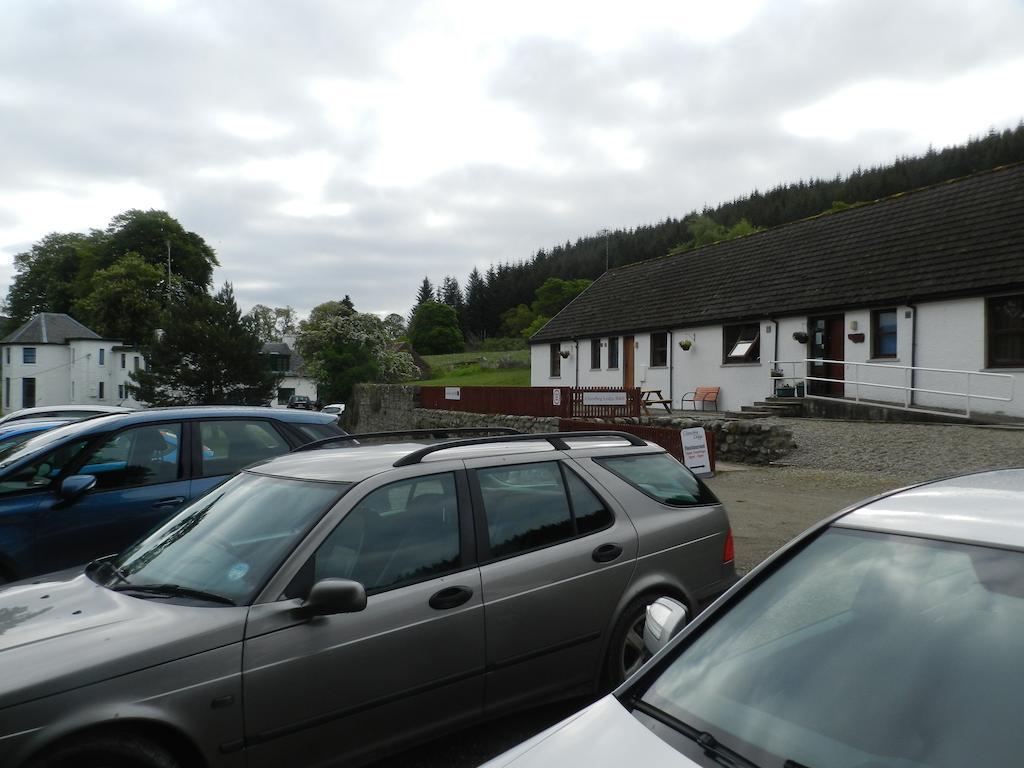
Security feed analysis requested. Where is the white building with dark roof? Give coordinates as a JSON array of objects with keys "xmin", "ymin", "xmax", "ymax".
[
  {"xmin": 530, "ymin": 164, "xmax": 1024, "ymax": 420},
  {"xmin": 261, "ymin": 335, "xmax": 318, "ymax": 408},
  {"xmin": 1, "ymin": 313, "xmax": 147, "ymax": 413}
]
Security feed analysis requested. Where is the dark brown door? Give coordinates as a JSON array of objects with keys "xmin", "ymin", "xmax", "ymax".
[
  {"xmin": 623, "ymin": 336, "xmax": 634, "ymax": 388},
  {"xmin": 808, "ymin": 316, "xmax": 845, "ymax": 397}
]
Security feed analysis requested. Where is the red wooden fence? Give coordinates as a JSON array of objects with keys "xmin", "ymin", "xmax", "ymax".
[{"xmin": 420, "ymin": 386, "xmax": 569, "ymax": 417}]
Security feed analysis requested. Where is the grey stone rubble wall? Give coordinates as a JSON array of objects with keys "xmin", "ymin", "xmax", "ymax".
[{"xmin": 346, "ymin": 384, "xmax": 796, "ymax": 465}]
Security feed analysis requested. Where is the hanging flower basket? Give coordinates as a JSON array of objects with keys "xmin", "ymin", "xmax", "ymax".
[
  {"xmin": 559, "ymin": 350, "xmax": 571, "ymax": 359},
  {"xmin": 792, "ymin": 331, "xmax": 809, "ymax": 344},
  {"xmin": 678, "ymin": 339, "xmax": 693, "ymax": 351}
]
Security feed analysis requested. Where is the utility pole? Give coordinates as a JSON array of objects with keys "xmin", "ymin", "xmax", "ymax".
[{"xmin": 166, "ymin": 239, "xmax": 171, "ymax": 303}]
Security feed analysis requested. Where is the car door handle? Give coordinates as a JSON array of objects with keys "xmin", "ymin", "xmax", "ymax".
[
  {"xmin": 592, "ymin": 543, "xmax": 623, "ymax": 563},
  {"xmin": 429, "ymin": 586, "xmax": 473, "ymax": 610},
  {"xmin": 151, "ymin": 496, "xmax": 185, "ymax": 509}
]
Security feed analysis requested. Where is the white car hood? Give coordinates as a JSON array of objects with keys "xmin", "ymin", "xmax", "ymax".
[{"xmin": 480, "ymin": 695, "xmax": 699, "ymax": 767}]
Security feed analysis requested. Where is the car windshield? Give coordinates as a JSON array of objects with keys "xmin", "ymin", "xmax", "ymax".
[
  {"xmin": 640, "ymin": 528, "xmax": 1024, "ymax": 768},
  {"xmin": 0, "ymin": 429, "xmax": 48, "ymax": 456},
  {"xmin": 0, "ymin": 419, "xmax": 101, "ymax": 466},
  {"xmin": 100, "ymin": 472, "xmax": 349, "ymax": 605}
]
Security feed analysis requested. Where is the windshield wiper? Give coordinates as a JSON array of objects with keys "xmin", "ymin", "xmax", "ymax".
[
  {"xmin": 85, "ymin": 557, "xmax": 131, "ymax": 586},
  {"xmin": 631, "ymin": 699, "xmax": 762, "ymax": 768},
  {"xmin": 112, "ymin": 583, "xmax": 236, "ymax": 606}
]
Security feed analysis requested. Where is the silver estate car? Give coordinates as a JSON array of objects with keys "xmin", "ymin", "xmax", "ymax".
[
  {"xmin": 482, "ymin": 468, "xmax": 1024, "ymax": 768},
  {"xmin": 0, "ymin": 430, "xmax": 735, "ymax": 768}
]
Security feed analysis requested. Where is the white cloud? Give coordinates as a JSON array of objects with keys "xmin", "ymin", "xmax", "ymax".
[
  {"xmin": 781, "ymin": 58, "xmax": 1024, "ymax": 147},
  {"xmin": 0, "ymin": 181, "xmax": 165, "ymax": 252},
  {"xmin": 215, "ymin": 112, "xmax": 291, "ymax": 142}
]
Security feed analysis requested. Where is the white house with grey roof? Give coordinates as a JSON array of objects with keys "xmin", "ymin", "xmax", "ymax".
[
  {"xmin": 262, "ymin": 335, "xmax": 318, "ymax": 407},
  {"xmin": 531, "ymin": 163, "xmax": 1024, "ymax": 421},
  {"xmin": 1, "ymin": 313, "xmax": 147, "ymax": 413}
]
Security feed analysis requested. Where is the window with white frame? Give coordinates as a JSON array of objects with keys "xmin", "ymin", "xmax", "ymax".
[
  {"xmin": 590, "ymin": 339, "xmax": 601, "ymax": 369},
  {"xmin": 98, "ymin": 348, "xmax": 105, "ymax": 366},
  {"xmin": 608, "ymin": 337, "xmax": 619, "ymax": 369},
  {"xmin": 723, "ymin": 323, "xmax": 760, "ymax": 363},
  {"xmin": 23, "ymin": 347, "xmax": 36, "ymax": 364}
]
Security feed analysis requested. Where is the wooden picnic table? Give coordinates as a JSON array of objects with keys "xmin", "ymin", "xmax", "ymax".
[{"xmin": 642, "ymin": 389, "xmax": 672, "ymax": 414}]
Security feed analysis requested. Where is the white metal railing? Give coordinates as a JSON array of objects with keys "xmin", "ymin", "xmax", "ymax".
[{"xmin": 769, "ymin": 359, "xmax": 1015, "ymax": 419}]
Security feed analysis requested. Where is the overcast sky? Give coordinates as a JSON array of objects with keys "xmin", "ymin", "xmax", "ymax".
[{"xmin": 2, "ymin": 0, "xmax": 1023, "ymax": 319}]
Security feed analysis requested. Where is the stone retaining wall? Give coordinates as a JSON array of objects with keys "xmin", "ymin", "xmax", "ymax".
[{"xmin": 347, "ymin": 384, "xmax": 795, "ymax": 465}]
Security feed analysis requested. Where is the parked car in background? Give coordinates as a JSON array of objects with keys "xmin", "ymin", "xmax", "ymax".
[
  {"xmin": 0, "ymin": 404, "xmax": 133, "ymax": 426},
  {"xmin": 0, "ymin": 419, "xmax": 74, "ymax": 459},
  {"xmin": 287, "ymin": 394, "xmax": 313, "ymax": 410},
  {"xmin": 0, "ymin": 406, "xmax": 345, "ymax": 583},
  {"xmin": 482, "ymin": 468, "xmax": 1024, "ymax": 768},
  {"xmin": 0, "ymin": 430, "xmax": 735, "ymax": 768},
  {"xmin": 320, "ymin": 402, "xmax": 345, "ymax": 417}
]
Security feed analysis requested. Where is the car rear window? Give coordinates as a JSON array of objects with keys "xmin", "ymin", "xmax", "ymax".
[
  {"xmin": 595, "ymin": 453, "xmax": 718, "ymax": 506},
  {"xmin": 294, "ymin": 423, "xmax": 346, "ymax": 442}
]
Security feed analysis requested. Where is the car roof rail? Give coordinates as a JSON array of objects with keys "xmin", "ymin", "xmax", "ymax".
[
  {"xmin": 291, "ymin": 427, "xmax": 523, "ymax": 453},
  {"xmin": 392, "ymin": 430, "xmax": 648, "ymax": 467}
]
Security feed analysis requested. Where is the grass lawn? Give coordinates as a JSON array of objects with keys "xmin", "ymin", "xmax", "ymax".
[
  {"xmin": 412, "ymin": 364, "xmax": 530, "ymax": 387},
  {"xmin": 420, "ymin": 350, "xmax": 530, "ymax": 368}
]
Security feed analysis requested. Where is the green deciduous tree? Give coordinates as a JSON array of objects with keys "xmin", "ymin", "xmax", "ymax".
[
  {"xmin": 499, "ymin": 304, "xmax": 536, "ymax": 338},
  {"xmin": 73, "ymin": 253, "xmax": 166, "ymax": 346},
  {"xmin": 297, "ymin": 312, "xmax": 418, "ymax": 403},
  {"xmin": 531, "ymin": 277, "xmax": 591, "ymax": 318},
  {"xmin": 5, "ymin": 232, "xmax": 93, "ymax": 324},
  {"xmin": 244, "ymin": 304, "xmax": 298, "ymax": 343},
  {"xmin": 94, "ymin": 209, "xmax": 219, "ymax": 295},
  {"xmin": 408, "ymin": 301, "xmax": 464, "ymax": 355},
  {"xmin": 130, "ymin": 284, "xmax": 277, "ymax": 406},
  {"xmin": 382, "ymin": 313, "xmax": 406, "ymax": 340}
]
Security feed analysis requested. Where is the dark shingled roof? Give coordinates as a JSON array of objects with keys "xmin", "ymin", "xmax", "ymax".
[
  {"xmin": 531, "ymin": 163, "xmax": 1024, "ymax": 343},
  {"xmin": 261, "ymin": 341, "xmax": 308, "ymax": 376},
  {"xmin": 1, "ymin": 313, "xmax": 102, "ymax": 345}
]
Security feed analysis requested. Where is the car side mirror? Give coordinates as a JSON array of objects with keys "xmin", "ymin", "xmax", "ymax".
[
  {"xmin": 59, "ymin": 474, "xmax": 97, "ymax": 503},
  {"xmin": 644, "ymin": 597, "xmax": 688, "ymax": 656},
  {"xmin": 301, "ymin": 578, "xmax": 367, "ymax": 617}
]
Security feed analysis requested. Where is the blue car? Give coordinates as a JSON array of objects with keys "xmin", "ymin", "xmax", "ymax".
[
  {"xmin": 0, "ymin": 406, "xmax": 345, "ymax": 584},
  {"xmin": 0, "ymin": 419, "xmax": 75, "ymax": 457}
]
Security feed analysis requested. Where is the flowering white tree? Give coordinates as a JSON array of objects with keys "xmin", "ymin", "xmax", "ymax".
[{"xmin": 297, "ymin": 310, "xmax": 418, "ymax": 402}]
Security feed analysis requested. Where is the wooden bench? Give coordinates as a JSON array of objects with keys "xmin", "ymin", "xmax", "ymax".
[
  {"xmin": 681, "ymin": 386, "xmax": 720, "ymax": 411},
  {"xmin": 641, "ymin": 389, "xmax": 672, "ymax": 414}
]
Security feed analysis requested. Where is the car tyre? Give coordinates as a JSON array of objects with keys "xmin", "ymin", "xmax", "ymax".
[
  {"xmin": 603, "ymin": 595, "xmax": 659, "ymax": 689},
  {"xmin": 30, "ymin": 732, "xmax": 181, "ymax": 768}
]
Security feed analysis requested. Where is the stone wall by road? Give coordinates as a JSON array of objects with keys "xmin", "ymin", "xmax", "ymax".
[{"xmin": 347, "ymin": 384, "xmax": 795, "ymax": 465}]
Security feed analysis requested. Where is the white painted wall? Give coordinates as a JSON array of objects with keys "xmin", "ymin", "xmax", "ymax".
[
  {"xmin": 669, "ymin": 324, "xmax": 766, "ymax": 412},
  {"xmin": 2, "ymin": 341, "xmax": 146, "ymax": 413},
  {"xmin": 271, "ymin": 375, "xmax": 319, "ymax": 408},
  {"xmin": 530, "ymin": 341, "xmax": 579, "ymax": 386},
  {"xmin": 530, "ymin": 295, "xmax": 1024, "ymax": 418},
  {"xmin": 2, "ymin": 345, "xmax": 69, "ymax": 411}
]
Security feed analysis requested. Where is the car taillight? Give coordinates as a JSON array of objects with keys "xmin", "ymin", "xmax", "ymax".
[{"xmin": 723, "ymin": 527, "xmax": 734, "ymax": 563}]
